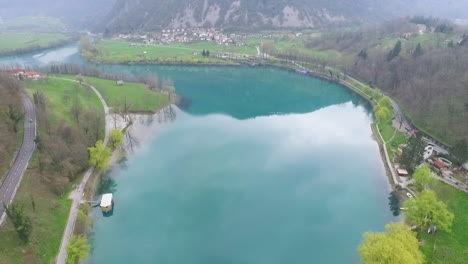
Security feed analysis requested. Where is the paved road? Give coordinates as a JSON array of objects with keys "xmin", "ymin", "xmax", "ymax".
[
  {"xmin": 54, "ymin": 78, "xmax": 111, "ymax": 264},
  {"xmin": 0, "ymin": 94, "xmax": 36, "ymax": 224}
]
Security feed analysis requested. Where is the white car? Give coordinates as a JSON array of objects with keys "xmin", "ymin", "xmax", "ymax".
[{"xmin": 406, "ymin": 193, "xmax": 413, "ymax": 199}]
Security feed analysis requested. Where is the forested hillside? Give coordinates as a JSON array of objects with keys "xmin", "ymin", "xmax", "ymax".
[
  {"xmin": 98, "ymin": 0, "xmax": 468, "ymax": 32},
  {"xmin": 297, "ymin": 18, "xmax": 468, "ymax": 144}
]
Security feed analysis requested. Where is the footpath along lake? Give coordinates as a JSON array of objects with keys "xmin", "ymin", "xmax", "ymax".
[{"xmin": 0, "ymin": 45, "xmax": 398, "ymax": 263}]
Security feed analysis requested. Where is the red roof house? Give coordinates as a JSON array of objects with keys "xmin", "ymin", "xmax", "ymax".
[
  {"xmin": 433, "ymin": 160, "xmax": 446, "ymax": 169},
  {"xmin": 7, "ymin": 69, "xmax": 24, "ymax": 75},
  {"xmin": 22, "ymin": 72, "xmax": 40, "ymax": 79}
]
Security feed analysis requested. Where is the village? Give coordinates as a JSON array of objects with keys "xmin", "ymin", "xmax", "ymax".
[{"xmin": 112, "ymin": 28, "xmax": 248, "ymax": 46}]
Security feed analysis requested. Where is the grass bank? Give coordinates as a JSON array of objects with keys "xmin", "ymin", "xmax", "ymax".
[
  {"xmin": 419, "ymin": 180, "xmax": 468, "ymax": 264},
  {"xmin": 0, "ymin": 32, "xmax": 73, "ymax": 56},
  {"xmin": 82, "ymin": 76, "xmax": 171, "ymax": 112}
]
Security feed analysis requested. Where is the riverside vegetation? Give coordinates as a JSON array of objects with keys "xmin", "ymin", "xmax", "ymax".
[{"xmin": 0, "ymin": 68, "xmax": 171, "ymax": 263}]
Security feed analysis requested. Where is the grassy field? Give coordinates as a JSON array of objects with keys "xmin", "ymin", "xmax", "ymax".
[
  {"xmin": 25, "ymin": 78, "xmax": 104, "ymax": 126},
  {"xmin": 88, "ymin": 39, "xmax": 257, "ymax": 63},
  {"xmin": 0, "ymin": 32, "xmax": 70, "ymax": 55},
  {"xmin": 246, "ymin": 37, "xmax": 342, "ymax": 61},
  {"xmin": 419, "ymin": 181, "xmax": 468, "ymax": 264},
  {"xmin": 82, "ymin": 76, "xmax": 170, "ymax": 112}
]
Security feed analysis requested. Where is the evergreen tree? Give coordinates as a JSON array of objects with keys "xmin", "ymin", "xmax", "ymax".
[
  {"xmin": 387, "ymin": 40, "xmax": 402, "ymax": 61},
  {"xmin": 206, "ymin": 50, "xmax": 210, "ymax": 57},
  {"xmin": 400, "ymin": 133, "xmax": 425, "ymax": 173},
  {"xmin": 202, "ymin": 50, "xmax": 206, "ymax": 56},
  {"xmin": 413, "ymin": 43, "xmax": 424, "ymax": 57},
  {"xmin": 447, "ymin": 40, "xmax": 454, "ymax": 48},
  {"xmin": 358, "ymin": 49, "xmax": 368, "ymax": 60},
  {"xmin": 4, "ymin": 203, "xmax": 32, "ymax": 243}
]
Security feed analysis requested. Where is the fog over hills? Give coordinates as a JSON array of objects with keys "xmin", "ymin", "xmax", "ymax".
[
  {"xmin": 0, "ymin": 0, "xmax": 116, "ymax": 29},
  {"xmin": 97, "ymin": 0, "xmax": 468, "ymax": 32},
  {"xmin": 0, "ymin": 0, "xmax": 467, "ymax": 32}
]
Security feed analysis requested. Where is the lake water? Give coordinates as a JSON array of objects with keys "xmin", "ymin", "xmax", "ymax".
[{"xmin": 0, "ymin": 45, "xmax": 397, "ymax": 264}]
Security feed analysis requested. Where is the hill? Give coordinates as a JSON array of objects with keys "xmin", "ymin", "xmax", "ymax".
[
  {"xmin": 98, "ymin": 0, "xmax": 468, "ymax": 33},
  {"xmin": 0, "ymin": 0, "xmax": 116, "ymax": 30}
]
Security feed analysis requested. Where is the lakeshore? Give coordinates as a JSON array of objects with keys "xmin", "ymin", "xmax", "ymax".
[{"xmin": 0, "ymin": 45, "xmax": 466, "ymax": 263}]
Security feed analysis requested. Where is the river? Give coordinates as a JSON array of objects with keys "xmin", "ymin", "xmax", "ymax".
[{"xmin": 0, "ymin": 44, "xmax": 398, "ymax": 264}]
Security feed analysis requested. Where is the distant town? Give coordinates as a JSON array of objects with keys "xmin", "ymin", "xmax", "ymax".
[{"xmin": 111, "ymin": 28, "xmax": 306, "ymax": 47}]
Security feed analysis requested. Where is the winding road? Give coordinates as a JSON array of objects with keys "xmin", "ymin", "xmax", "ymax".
[{"xmin": 0, "ymin": 94, "xmax": 36, "ymax": 224}]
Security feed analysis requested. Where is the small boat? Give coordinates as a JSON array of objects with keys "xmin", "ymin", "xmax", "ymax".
[{"xmin": 100, "ymin": 193, "xmax": 114, "ymax": 214}]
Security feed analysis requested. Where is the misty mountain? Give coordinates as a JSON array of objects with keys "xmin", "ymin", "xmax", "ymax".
[
  {"xmin": 98, "ymin": 0, "xmax": 468, "ymax": 33},
  {"xmin": 0, "ymin": 0, "xmax": 116, "ymax": 29}
]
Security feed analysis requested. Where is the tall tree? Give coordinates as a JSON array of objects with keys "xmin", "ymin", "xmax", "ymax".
[
  {"xmin": 378, "ymin": 97, "xmax": 392, "ymax": 108},
  {"xmin": 387, "ymin": 40, "xmax": 402, "ymax": 61},
  {"xmin": 358, "ymin": 222, "xmax": 424, "ymax": 264},
  {"xmin": 412, "ymin": 164, "xmax": 433, "ymax": 190},
  {"xmin": 110, "ymin": 129, "xmax": 124, "ymax": 148},
  {"xmin": 4, "ymin": 203, "xmax": 32, "ymax": 243},
  {"xmin": 403, "ymin": 190, "xmax": 454, "ymax": 232},
  {"xmin": 5, "ymin": 105, "xmax": 24, "ymax": 133},
  {"xmin": 400, "ymin": 133, "xmax": 425, "ymax": 173},
  {"xmin": 88, "ymin": 140, "xmax": 112, "ymax": 170},
  {"xmin": 374, "ymin": 105, "xmax": 393, "ymax": 122},
  {"xmin": 66, "ymin": 235, "xmax": 90, "ymax": 264},
  {"xmin": 413, "ymin": 43, "xmax": 424, "ymax": 57}
]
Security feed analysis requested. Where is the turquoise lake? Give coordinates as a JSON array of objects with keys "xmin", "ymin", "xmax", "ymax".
[{"xmin": 0, "ymin": 46, "xmax": 397, "ymax": 263}]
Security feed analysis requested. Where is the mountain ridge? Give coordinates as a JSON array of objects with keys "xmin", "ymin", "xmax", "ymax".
[{"xmin": 98, "ymin": 0, "xmax": 468, "ymax": 33}]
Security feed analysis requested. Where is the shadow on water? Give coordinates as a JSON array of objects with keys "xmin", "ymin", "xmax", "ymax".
[
  {"xmin": 388, "ymin": 191, "xmax": 401, "ymax": 216},
  {"xmin": 97, "ymin": 173, "xmax": 118, "ymax": 195}
]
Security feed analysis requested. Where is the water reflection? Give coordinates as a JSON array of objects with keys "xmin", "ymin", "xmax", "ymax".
[
  {"xmin": 90, "ymin": 103, "xmax": 396, "ymax": 264},
  {"xmin": 388, "ymin": 191, "xmax": 401, "ymax": 216}
]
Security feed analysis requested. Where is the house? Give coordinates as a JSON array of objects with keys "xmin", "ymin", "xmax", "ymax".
[
  {"xmin": 192, "ymin": 51, "xmax": 198, "ymax": 56},
  {"xmin": 458, "ymin": 34, "xmax": 468, "ymax": 46},
  {"xmin": 397, "ymin": 169, "xmax": 409, "ymax": 176},
  {"xmin": 7, "ymin": 69, "xmax": 24, "ymax": 76},
  {"xmin": 116, "ymin": 80, "xmax": 124, "ymax": 86},
  {"xmin": 433, "ymin": 160, "xmax": 447, "ymax": 169},
  {"xmin": 22, "ymin": 72, "xmax": 40, "ymax": 79}
]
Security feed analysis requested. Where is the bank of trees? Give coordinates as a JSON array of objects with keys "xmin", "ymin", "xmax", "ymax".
[
  {"xmin": 32, "ymin": 83, "xmax": 104, "ymax": 195},
  {"xmin": 0, "ymin": 73, "xmax": 23, "ymax": 174},
  {"xmin": 274, "ymin": 18, "xmax": 468, "ymax": 145}
]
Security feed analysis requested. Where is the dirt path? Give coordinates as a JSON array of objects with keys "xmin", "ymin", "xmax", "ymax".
[{"xmin": 53, "ymin": 77, "xmax": 111, "ymax": 264}]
